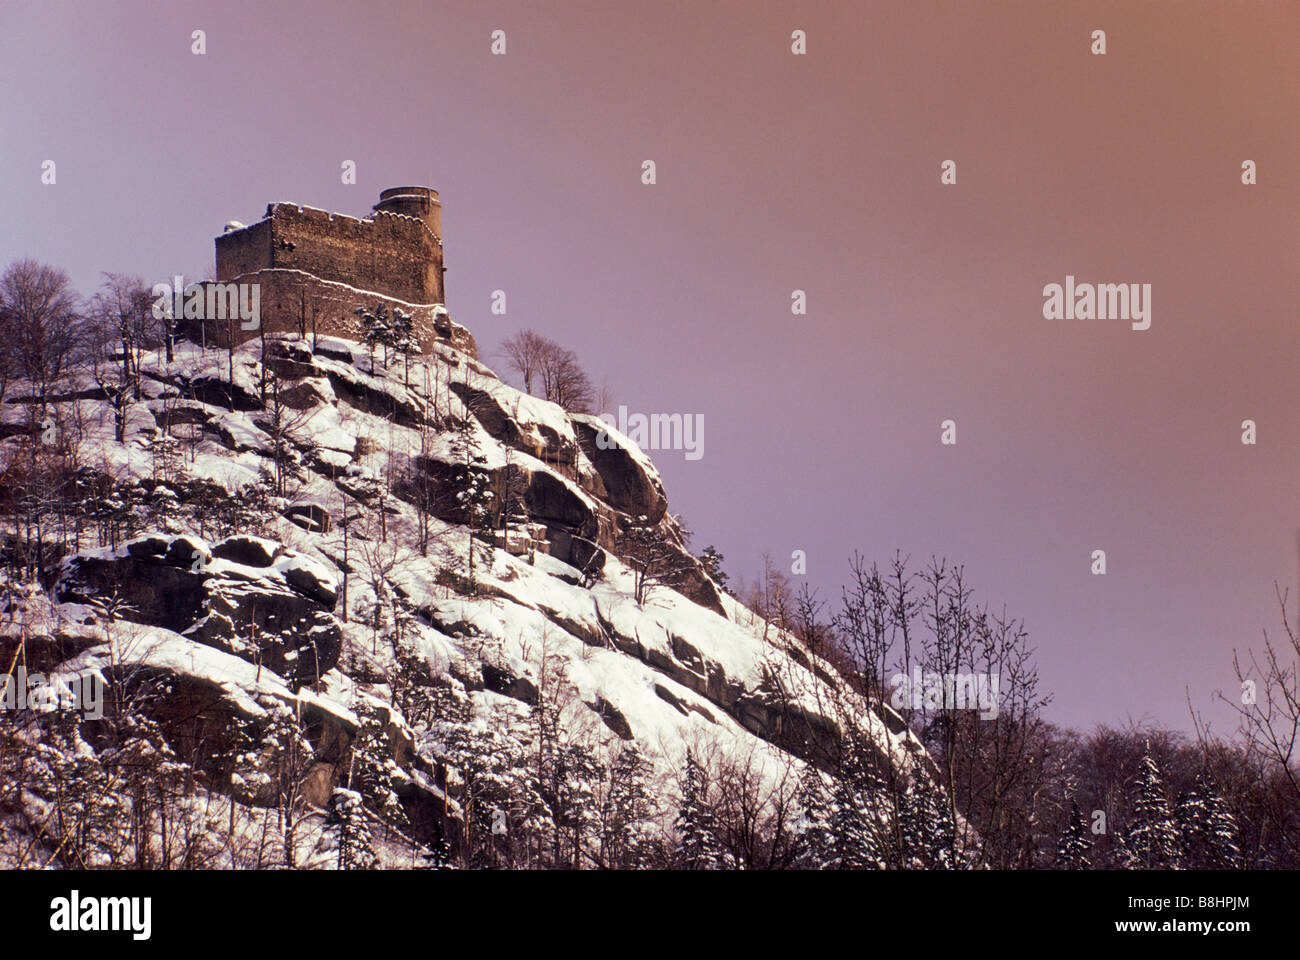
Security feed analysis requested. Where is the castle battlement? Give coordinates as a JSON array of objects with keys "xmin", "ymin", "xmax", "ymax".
[
  {"xmin": 217, "ymin": 187, "xmax": 444, "ymax": 306},
  {"xmin": 254, "ymin": 202, "xmax": 439, "ymax": 239},
  {"xmin": 203, "ymin": 187, "xmax": 473, "ymax": 358}
]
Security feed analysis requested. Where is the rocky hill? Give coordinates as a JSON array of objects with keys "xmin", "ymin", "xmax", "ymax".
[{"xmin": 0, "ymin": 321, "xmax": 935, "ymax": 869}]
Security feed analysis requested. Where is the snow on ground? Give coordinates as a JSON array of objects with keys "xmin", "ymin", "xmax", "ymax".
[{"xmin": 2, "ymin": 329, "xmax": 931, "ymax": 857}]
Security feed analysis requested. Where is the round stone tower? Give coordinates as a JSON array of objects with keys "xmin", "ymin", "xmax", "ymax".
[{"xmin": 372, "ymin": 186, "xmax": 442, "ymax": 238}]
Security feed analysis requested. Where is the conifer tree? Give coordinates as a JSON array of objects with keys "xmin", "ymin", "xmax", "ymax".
[
  {"xmin": 793, "ymin": 763, "xmax": 836, "ymax": 869},
  {"xmin": 418, "ymin": 828, "xmax": 453, "ymax": 870},
  {"xmin": 1055, "ymin": 800, "xmax": 1093, "ymax": 869},
  {"xmin": 35, "ymin": 711, "xmax": 128, "ymax": 867},
  {"xmin": 832, "ymin": 772, "xmax": 884, "ymax": 869},
  {"xmin": 1124, "ymin": 746, "xmax": 1183, "ymax": 869},
  {"xmin": 899, "ymin": 764, "xmax": 956, "ymax": 869},
  {"xmin": 698, "ymin": 545, "xmax": 730, "ymax": 593},
  {"xmin": 602, "ymin": 744, "xmax": 659, "ymax": 869},
  {"xmin": 675, "ymin": 750, "xmax": 724, "ymax": 869},
  {"xmin": 329, "ymin": 787, "xmax": 376, "ymax": 870},
  {"xmin": 349, "ymin": 700, "xmax": 410, "ymax": 832},
  {"xmin": 392, "ymin": 645, "xmax": 438, "ymax": 731},
  {"xmin": 825, "ymin": 737, "xmax": 888, "ymax": 869},
  {"xmin": 261, "ymin": 704, "xmax": 315, "ymax": 868},
  {"xmin": 425, "ymin": 681, "xmax": 549, "ymax": 868},
  {"xmin": 549, "ymin": 741, "xmax": 605, "ymax": 867},
  {"xmin": 449, "ymin": 419, "xmax": 493, "ymax": 585},
  {"xmin": 1176, "ymin": 772, "xmax": 1242, "ymax": 869},
  {"xmin": 355, "ymin": 303, "xmax": 392, "ymax": 373},
  {"xmin": 617, "ymin": 514, "xmax": 692, "ymax": 606},
  {"xmin": 389, "ymin": 306, "xmax": 417, "ymax": 388}
]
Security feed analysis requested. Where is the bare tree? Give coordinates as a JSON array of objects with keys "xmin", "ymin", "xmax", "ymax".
[
  {"xmin": 707, "ymin": 745, "xmax": 801, "ymax": 869},
  {"xmin": 1222, "ymin": 583, "xmax": 1300, "ymax": 813},
  {"xmin": 0, "ymin": 294, "xmax": 14, "ymax": 408},
  {"xmin": 593, "ymin": 378, "xmax": 615, "ymax": 417},
  {"xmin": 500, "ymin": 330, "xmax": 548, "ymax": 396},
  {"xmin": 86, "ymin": 274, "xmax": 153, "ymax": 400},
  {"xmin": 542, "ymin": 345, "xmax": 594, "ymax": 413},
  {"xmin": 0, "ymin": 259, "xmax": 82, "ymax": 416},
  {"xmin": 742, "ymin": 553, "xmax": 791, "ymax": 643},
  {"xmin": 89, "ymin": 338, "xmax": 130, "ymax": 445},
  {"xmin": 259, "ymin": 372, "xmax": 319, "ymax": 498},
  {"xmin": 833, "ymin": 553, "xmax": 893, "ymax": 698},
  {"xmin": 334, "ymin": 490, "xmax": 365, "ymax": 626},
  {"xmin": 356, "ymin": 521, "xmax": 413, "ymax": 655},
  {"xmin": 500, "ymin": 329, "xmax": 595, "ymax": 413},
  {"xmin": 616, "ymin": 515, "xmax": 693, "ymax": 606},
  {"xmin": 265, "ymin": 702, "xmax": 316, "ymax": 869},
  {"xmin": 412, "ymin": 372, "xmax": 438, "ymax": 556}
]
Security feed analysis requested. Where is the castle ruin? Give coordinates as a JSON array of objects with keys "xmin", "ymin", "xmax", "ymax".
[{"xmin": 199, "ymin": 186, "xmax": 475, "ymax": 357}]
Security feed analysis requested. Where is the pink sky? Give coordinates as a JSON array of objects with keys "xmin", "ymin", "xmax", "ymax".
[{"xmin": 1, "ymin": 0, "xmax": 1296, "ymax": 734}]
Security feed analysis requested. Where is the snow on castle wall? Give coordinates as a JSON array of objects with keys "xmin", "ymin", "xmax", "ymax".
[{"xmin": 206, "ymin": 187, "xmax": 470, "ymax": 356}]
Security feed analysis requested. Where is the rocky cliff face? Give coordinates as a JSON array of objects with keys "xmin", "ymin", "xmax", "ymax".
[{"xmin": 0, "ymin": 322, "xmax": 931, "ymax": 867}]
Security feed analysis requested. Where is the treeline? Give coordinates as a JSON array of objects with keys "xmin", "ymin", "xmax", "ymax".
[
  {"xmin": 372, "ymin": 640, "xmax": 965, "ymax": 870},
  {"xmin": 709, "ymin": 546, "xmax": 1300, "ymax": 868},
  {"xmin": 0, "ymin": 257, "xmax": 314, "ymax": 586},
  {"xmin": 0, "ymin": 260, "xmax": 178, "ymax": 415},
  {"xmin": 0, "ymin": 261, "xmax": 177, "ymax": 584}
]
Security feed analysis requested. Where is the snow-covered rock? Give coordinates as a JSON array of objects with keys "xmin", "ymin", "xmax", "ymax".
[{"xmin": 0, "ymin": 326, "xmax": 930, "ymax": 867}]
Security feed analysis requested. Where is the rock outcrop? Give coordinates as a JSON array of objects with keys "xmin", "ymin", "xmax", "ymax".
[{"xmin": 0, "ymin": 322, "xmax": 931, "ymax": 865}]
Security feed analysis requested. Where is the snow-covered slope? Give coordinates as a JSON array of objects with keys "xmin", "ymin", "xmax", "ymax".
[{"xmin": 0, "ymin": 327, "xmax": 931, "ymax": 867}]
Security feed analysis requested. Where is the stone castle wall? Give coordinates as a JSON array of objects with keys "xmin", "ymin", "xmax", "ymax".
[
  {"xmin": 216, "ymin": 200, "xmax": 443, "ymax": 305},
  {"xmin": 177, "ymin": 269, "xmax": 477, "ymax": 359},
  {"xmin": 199, "ymin": 188, "xmax": 471, "ymax": 357}
]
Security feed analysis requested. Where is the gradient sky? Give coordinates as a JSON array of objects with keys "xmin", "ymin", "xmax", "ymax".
[{"xmin": 1, "ymin": 0, "xmax": 1296, "ymax": 735}]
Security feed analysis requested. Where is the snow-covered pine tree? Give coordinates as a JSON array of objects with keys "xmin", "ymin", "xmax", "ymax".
[
  {"xmin": 896, "ymin": 774, "xmax": 924, "ymax": 869},
  {"xmin": 449, "ymin": 418, "xmax": 493, "ymax": 585},
  {"xmin": 145, "ymin": 479, "xmax": 185, "ymax": 533},
  {"xmin": 33, "ymin": 711, "xmax": 128, "ymax": 867},
  {"xmin": 1202, "ymin": 784, "xmax": 1244, "ymax": 869},
  {"xmin": 104, "ymin": 708, "xmax": 191, "ymax": 869},
  {"xmin": 835, "ymin": 778, "xmax": 886, "ymax": 869},
  {"xmin": 418, "ymin": 829, "xmax": 453, "ymax": 870},
  {"xmin": 1055, "ymin": 800, "xmax": 1093, "ymax": 869},
  {"xmin": 219, "ymin": 713, "xmax": 263, "ymax": 834},
  {"xmin": 616, "ymin": 514, "xmax": 692, "ymax": 606},
  {"xmin": 819, "ymin": 739, "xmax": 883, "ymax": 870},
  {"xmin": 329, "ymin": 787, "xmax": 376, "ymax": 870},
  {"xmin": 551, "ymin": 741, "xmax": 606, "ymax": 868},
  {"xmin": 1176, "ymin": 772, "xmax": 1242, "ymax": 869},
  {"xmin": 674, "ymin": 750, "xmax": 725, "ymax": 869},
  {"xmin": 793, "ymin": 762, "xmax": 836, "ymax": 869},
  {"xmin": 697, "ymin": 545, "xmax": 730, "ymax": 594},
  {"xmin": 229, "ymin": 471, "xmax": 278, "ymax": 534},
  {"xmin": 146, "ymin": 430, "xmax": 187, "ymax": 487},
  {"xmin": 842, "ymin": 739, "xmax": 892, "ymax": 869},
  {"xmin": 899, "ymin": 763, "xmax": 956, "ymax": 869},
  {"xmin": 389, "ymin": 306, "xmax": 417, "ymax": 387},
  {"xmin": 424, "ymin": 682, "xmax": 548, "ymax": 868},
  {"xmin": 261, "ymin": 704, "xmax": 316, "ymax": 868},
  {"xmin": 392, "ymin": 645, "xmax": 438, "ymax": 731},
  {"xmin": 1124, "ymin": 746, "xmax": 1183, "ymax": 869},
  {"xmin": 355, "ymin": 303, "xmax": 392, "ymax": 373},
  {"xmin": 602, "ymin": 743, "xmax": 660, "ymax": 869},
  {"xmin": 349, "ymin": 700, "xmax": 410, "ymax": 832}
]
